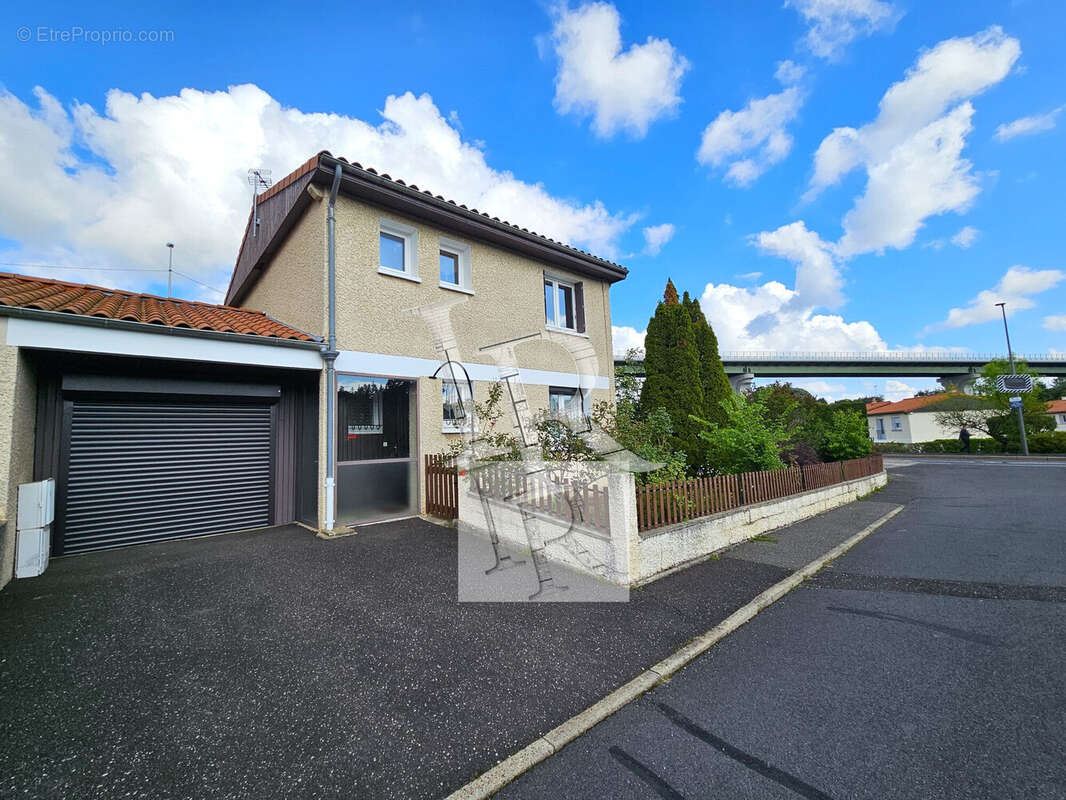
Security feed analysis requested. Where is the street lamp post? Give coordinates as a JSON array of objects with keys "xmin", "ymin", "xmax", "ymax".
[{"xmin": 995, "ymin": 302, "xmax": 1029, "ymax": 456}]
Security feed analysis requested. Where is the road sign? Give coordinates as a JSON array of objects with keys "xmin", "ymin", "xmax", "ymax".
[
  {"xmin": 996, "ymin": 374, "xmax": 1033, "ymax": 394},
  {"xmin": 1009, "ymin": 396, "xmax": 1023, "ymax": 409}
]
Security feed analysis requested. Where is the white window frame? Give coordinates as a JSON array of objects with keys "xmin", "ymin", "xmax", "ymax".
[
  {"xmin": 442, "ymin": 379, "xmax": 476, "ymax": 434},
  {"xmin": 891, "ymin": 416, "xmax": 902, "ymax": 431},
  {"xmin": 378, "ymin": 218, "xmax": 420, "ymax": 282},
  {"xmin": 438, "ymin": 237, "xmax": 473, "ymax": 294},
  {"xmin": 875, "ymin": 418, "xmax": 886, "ymax": 440},
  {"xmin": 548, "ymin": 386, "xmax": 587, "ymax": 423},
  {"xmin": 544, "ymin": 274, "xmax": 578, "ymax": 331}
]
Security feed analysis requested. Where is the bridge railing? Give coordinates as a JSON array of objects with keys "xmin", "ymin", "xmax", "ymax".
[{"xmin": 719, "ymin": 351, "xmax": 1066, "ymax": 363}]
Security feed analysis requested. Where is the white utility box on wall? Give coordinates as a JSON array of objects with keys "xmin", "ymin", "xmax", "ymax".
[{"xmin": 16, "ymin": 478, "xmax": 55, "ymax": 578}]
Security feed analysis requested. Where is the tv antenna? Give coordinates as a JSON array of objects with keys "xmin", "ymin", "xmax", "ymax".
[{"xmin": 247, "ymin": 168, "xmax": 273, "ymax": 238}]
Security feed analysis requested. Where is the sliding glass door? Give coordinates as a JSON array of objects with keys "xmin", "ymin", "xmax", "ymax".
[{"xmin": 335, "ymin": 375, "xmax": 417, "ymax": 525}]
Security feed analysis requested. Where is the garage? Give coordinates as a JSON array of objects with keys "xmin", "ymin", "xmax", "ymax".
[{"xmin": 62, "ymin": 386, "xmax": 277, "ymax": 553}]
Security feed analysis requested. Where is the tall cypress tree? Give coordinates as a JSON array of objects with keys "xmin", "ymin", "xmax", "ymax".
[
  {"xmin": 640, "ymin": 279, "xmax": 704, "ymax": 467},
  {"xmin": 682, "ymin": 291, "xmax": 732, "ymax": 427}
]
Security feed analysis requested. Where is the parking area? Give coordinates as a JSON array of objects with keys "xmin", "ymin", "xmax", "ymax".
[{"xmin": 0, "ymin": 499, "xmax": 897, "ymax": 799}]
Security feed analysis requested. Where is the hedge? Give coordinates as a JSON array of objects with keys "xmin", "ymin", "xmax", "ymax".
[{"xmin": 872, "ymin": 431, "xmax": 1066, "ymax": 455}]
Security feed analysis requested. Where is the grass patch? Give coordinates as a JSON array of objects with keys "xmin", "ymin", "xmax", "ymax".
[{"xmin": 751, "ymin": 535, "xmax": 778, "ymax": 543}]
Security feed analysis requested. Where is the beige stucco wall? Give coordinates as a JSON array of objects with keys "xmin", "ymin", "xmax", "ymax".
[
  {"xmin": 244, "ymin": 191, "xmax": 618, "ymax": 529},
  {"xmin": 0, "ymin": 322, "xmax": 38, "ymax": 588},
  {"xmin": 331, "ymin": 195, "xmax": 614, "ymax": 377},
  {"xmin": 242, "ymin": 200, "xmax": 328, "ymax": 340}
]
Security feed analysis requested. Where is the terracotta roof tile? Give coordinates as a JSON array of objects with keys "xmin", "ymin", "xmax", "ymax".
[
  {"xmin": 865, "ymin": 393, "xmax": 957, "ymax": 415},
  {"xmin": 0, "ymin": 272, "xmax": 316, "ymax": 342},
  {"xmin": 1047, "ymin": 399, "xmax": 1066, "ymax": 414}
]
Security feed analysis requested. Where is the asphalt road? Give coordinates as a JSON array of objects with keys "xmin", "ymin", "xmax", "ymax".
[
  {"xmin": 0, "ymin": 494, "xmax": 896, "ymax": 799},
  {"xmin": 499, "ymin": 459, "xmax": 1066, "ymax": 799}
]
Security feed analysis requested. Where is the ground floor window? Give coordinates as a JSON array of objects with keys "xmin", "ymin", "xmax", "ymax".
[
  {"xmin": 548, "ymin": 386, "xmax": 585, "ymax": 422},
  {"xmin": 442, "ymin": 379, "xmax": 475, "ymax": 433}
]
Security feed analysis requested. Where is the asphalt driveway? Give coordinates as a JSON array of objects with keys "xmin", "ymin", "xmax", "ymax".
[{"xmin": 0, "ymin": 500, "xmax": 897, "ymax": 799}]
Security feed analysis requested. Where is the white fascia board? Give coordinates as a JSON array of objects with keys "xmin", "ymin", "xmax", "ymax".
[
  {"xmin": 334, "ymin": 348, "xmax": 610, "ymax": 390},
  {"xmin": 5, "ymin": 317, "xmax": 322, "ymax": 370}
]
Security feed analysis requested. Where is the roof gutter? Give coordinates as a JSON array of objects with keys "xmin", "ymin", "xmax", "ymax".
[{"xmin": 323, "ymin": 163, "xmax": 343, "ymax": 533}]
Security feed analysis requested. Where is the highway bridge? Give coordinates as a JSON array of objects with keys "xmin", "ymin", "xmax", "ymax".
[{"xmin": 615, "ymin": 351, "xmax": 1066, "ymax": 393}]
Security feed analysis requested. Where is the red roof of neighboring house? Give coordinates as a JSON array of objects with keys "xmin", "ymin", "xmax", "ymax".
[
  {"xmin": 866, "ymin": 393, "xmax": 957, "ymax": 415},
  {"xmin": 0, "ymin": 272, "xmax": 315, "ymax": 341},
  {"xmin": 1048, "ymin": 399, "xmax": 1066, "ymax": 414}
]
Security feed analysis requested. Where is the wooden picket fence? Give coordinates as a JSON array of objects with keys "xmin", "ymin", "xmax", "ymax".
[
  {"xmin": 636, "ymin": 454, "xmax": 883, "ymax": 532},
  {"xmin": 425, "ymin": 454, "xmax": 459, "ymax": 519}
]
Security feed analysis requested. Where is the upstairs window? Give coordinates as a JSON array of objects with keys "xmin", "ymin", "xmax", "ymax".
[
  {"xmin": 438, "ymin": 237, "xmax": 472, "ymax": 292},
  {"xmin": 380, "ymin": 232, "xmax": 405, "ymax": 271},
  {"xmin": 544, "ymin": 275, "xmax": 583, "ymax": 332},
  {"xmin": 378, "ymin": 219, "xmax": 419, "ymax": 280}
]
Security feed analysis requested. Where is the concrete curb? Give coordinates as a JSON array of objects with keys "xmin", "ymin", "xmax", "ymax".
[{"xmin": 443, "ymin": 504, "xmax": 905, "ymax": 800}]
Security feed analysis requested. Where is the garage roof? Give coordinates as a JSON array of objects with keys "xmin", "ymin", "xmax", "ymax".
[{"xmin": 0, "ymin": 272, "xmax": 316, "ymax": 342}]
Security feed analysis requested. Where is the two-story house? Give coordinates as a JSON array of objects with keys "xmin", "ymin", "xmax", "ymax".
[{"xmin": 226, "ymin": 151, "xmax": 627, "ymax": 531}]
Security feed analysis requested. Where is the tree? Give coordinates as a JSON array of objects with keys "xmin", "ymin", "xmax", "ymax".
[
  {"xmin": 640, "ymin": 279, "xmax": 705, "ymax": 467},
  {"xmin": 681, "ymin": 291, "xmax": 732, "ymax": 427},
  {"xmin": 698, "ymin": 394, "xmax": 787, "ymax": 474},
  {"xmin": 819, "ymin": 410, "xmax": 872, "ymax": 461},
  {"xmin": 933, "ymin": 360, "xmax": 1054, "ymax": 448}
]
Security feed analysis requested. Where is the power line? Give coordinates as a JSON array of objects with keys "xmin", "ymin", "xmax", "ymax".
[
  {"xmin": 172, "ymin": 270, "xmax": 226, "ymax": 295},
  {"xmin": 0, "ymin": 261, "xmax": 227, "ymax": 296}
]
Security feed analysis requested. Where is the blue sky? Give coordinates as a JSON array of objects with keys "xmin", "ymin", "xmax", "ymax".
[{"xmin": 0, "ymin": 0, "xmax": 1063, "ymax": 399}]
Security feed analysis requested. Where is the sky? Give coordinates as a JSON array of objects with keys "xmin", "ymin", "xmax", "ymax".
[{"xmin": 0, "ymin": 0, "xmax": 1063, "ymax": 402}]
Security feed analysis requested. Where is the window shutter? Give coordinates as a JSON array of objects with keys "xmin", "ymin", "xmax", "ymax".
[{"xmin": 574, "ymin": 282, "xmax": 585, "ymax": 333}]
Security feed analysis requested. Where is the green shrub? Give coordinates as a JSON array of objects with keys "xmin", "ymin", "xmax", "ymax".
[
  {"xmin": 872, "ymin": 438, "xmax": 1006, "ymax": 455},
  {"xmin": 819, "ymin": 410, "xmax": 872, "ymax": 461},
  {"xmin": 698, "ymin": 394, "xmax": 786, "ymax": 474},
  {"xmin": 1013, "ymin": 431, "xmax": 1066, "ymax": 454}
]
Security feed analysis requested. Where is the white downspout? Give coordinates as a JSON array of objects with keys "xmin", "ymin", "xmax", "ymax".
[{"xmin": 323, "ymin": 164, "xmax": 342, "ymax": 532}]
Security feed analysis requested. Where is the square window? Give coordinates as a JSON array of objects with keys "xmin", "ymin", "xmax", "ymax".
[
  {"xmin": 549, "ymin": 386, "xmax": 585, "ymax": 421},
  {"xmin": 440, "ymin": 250, "xmax": 459, "ymax": 285},
  {"xmin": 380, "ymin": 232, "xmax": 406, "ymax": 271}
]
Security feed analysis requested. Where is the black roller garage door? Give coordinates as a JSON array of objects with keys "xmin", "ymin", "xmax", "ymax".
[{"xmin": 62, "ymin": 401, "xmax": 273, "ymax": 553}]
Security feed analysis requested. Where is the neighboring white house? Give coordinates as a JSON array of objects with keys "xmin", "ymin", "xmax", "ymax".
[
  {"xmin": 865, "ymin": 393, "xmax": 990, "ymax": 444},
  {"xmin": 1048, "ymin": 399, "xmax": 1066, "ymax": 431}
]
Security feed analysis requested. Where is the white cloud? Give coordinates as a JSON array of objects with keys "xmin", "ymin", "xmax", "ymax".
[
  {"xmin": 611, "ymin": 324, "xmax": 647, "ymax": 357},
  {"xmin": 883, "ymin": 379, "xmax": 918, "ymax": 402},
  {"xmin": 774, "ymin": 60, "xmax": 807, "ymax": 85},
  {"xmin": 806, "ymin": 27, "xmax": 1021, "ymax": 256},
  {"xmin": 699, "ymin": 280, "xmax": 886, "ymax": 352},
  {"xmin": 950, "ymin": 225, "xmax": 980, "ymax": 248},
  {"xmin": 550, "ymin": 2, "xmax": 689, "ymax": 139},
  {"xmin": 994, "ymin": 106, "xmax": 1064, "ymax": 142},
  {"xmin": 697, "ymin": 65, "xmax": 805, "ymax": 186},
  {"xmin": 925, "ymin": 265, "xmax": 1065, "ymax": 331},
  {"xmin": 642, "ymin": 223, "xmax": 676, "ymax": 255},
  {"xmin": 790, "ymin": 379, "xmax": 850, "ymax": 400},
  {"xmin": 786, "ymin": 0, "xmax": 900, "ymax": 60},
  {"xmin": 735, "ymin": 271, "xmax": 763, "ymax": 281},
  {"xmin": 0, "ymin": 85, "xmax": 638, "ymax": 299},
  {"xmin": 1044, "ymin": 315, "xmax": 1066, "ymax": 332},
  {"xmin": 751, "ymin": 221, "xmax": 843, "ymax": 309}
]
